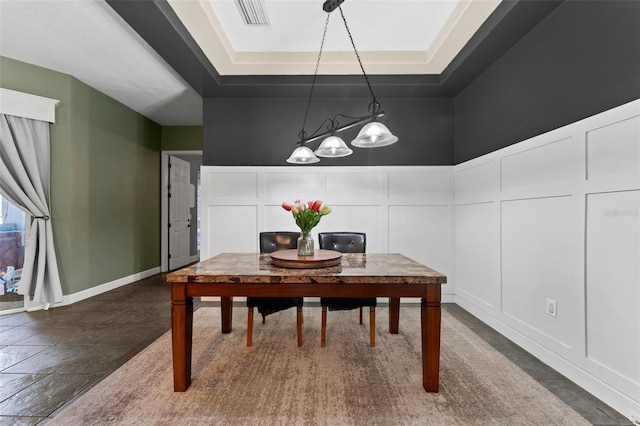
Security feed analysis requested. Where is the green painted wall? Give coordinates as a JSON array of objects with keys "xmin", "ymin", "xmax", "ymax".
[
  {"xmin": 161, "ymin": 126, "xmax": 203, "ymax": 151},
  {"xmin": 1, "ymin": 56, "xmax": 161, "ymax": 295}
]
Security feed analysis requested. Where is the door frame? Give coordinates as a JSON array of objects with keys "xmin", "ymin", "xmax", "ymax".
[{"xmin": 160, "ymin": 150, "xmax": 202, "ymax": 272}]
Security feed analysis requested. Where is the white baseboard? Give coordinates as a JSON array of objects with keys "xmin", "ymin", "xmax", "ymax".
[
  {"xmin": 455, "ymin": 296, "xmax": 640, "ymax": 423},
  {"xmin": 26, "ymin": 267, "xmax": 161, "ymax": 311}
]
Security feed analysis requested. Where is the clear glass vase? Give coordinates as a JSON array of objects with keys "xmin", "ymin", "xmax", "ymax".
[{"xmin": 297, "ymin": 232, "xmax": 314, "ymax": 256}]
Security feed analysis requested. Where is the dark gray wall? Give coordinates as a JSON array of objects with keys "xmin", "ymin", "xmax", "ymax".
[
  {"xmin": 200, "ymin": 1, "xmax": 639, "ymax": 167},
  {"xmin": 204, "ymin": 97, "xmax": 454, "ymax": 166},
  {"xmin": 454, "ymin": 0, "xmax": 640, "ymax": 164}
]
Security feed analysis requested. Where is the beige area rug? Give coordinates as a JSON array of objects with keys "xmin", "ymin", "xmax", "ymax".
[{"xmin": 50, "ymin": 307, "xmax": 588, "ymax": 425}]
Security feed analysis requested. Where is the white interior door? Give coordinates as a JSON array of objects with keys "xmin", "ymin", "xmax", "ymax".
[{"xmin": 169, "ymin": 156, "xmax": 191, "ymax": 270}]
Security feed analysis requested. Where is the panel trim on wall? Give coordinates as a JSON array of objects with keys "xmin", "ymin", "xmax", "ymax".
[
  {"xmin": 200, "ymin": 166, "xmax": 454, "ymax": 300},
  {"xmin": 454, "ymin": 99, "xmax": 640, "ymax": 420}
]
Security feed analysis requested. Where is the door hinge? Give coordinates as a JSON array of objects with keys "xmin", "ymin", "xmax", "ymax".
[
  {"xmin": 168, "ymin": 193, "xmax": 172, "ymax": 198},
  {"xmin": 169, "ymin": 254, "xmax": 172, "ymax": 259}
]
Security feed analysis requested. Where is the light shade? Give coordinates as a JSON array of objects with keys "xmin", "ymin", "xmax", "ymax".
[
  {"xmin": 351, "ymin": 122, "xmax": 398, "ymax": 148},
  {"xmin": 314, "ymin": 136, "xmax": 353, "ymax": 158},
  {"xmin": 286, "ymin": 146, "xmax": 320, "ymax": 164}
]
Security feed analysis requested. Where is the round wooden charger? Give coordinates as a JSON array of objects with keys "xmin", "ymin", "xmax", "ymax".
[{"xmin": 270, "ymin": 249, "xmax": 342, "ymax": 269}]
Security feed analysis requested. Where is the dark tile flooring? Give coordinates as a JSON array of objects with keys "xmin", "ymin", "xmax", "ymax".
[
  {"xmin": 0, "ymin": 274, "xmax": 632, "ymax": 425},
  {"xmin": 445, "ymin": 305, "xmax": 632, "ymax": 426},
  {"xmin": 0, "ymin": 274, "xmax": 173, "ymax": 425}
]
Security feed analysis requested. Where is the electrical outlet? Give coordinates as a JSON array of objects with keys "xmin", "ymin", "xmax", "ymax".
[{"xmin": 546, "ymin": 298, "xmax": 557, "ymax": 317}]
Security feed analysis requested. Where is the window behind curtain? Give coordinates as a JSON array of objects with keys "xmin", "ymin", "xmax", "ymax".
[{"xmin": 0, "ymin": 194, "xmax": 25, "ymax": 308}]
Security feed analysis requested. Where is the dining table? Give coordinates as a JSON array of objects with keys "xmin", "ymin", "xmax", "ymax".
[{"xmin": 167, "ymin": 251, "xmax": 447, "ymax": 393}]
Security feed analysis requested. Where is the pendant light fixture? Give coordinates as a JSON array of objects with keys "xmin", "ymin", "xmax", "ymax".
[{"xmin": 286, "ymin": 0, "xmax": 398, "ymax": 164}]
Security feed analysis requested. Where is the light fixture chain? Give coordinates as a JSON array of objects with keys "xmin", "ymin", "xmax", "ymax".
[
  {"xmin": 300, "ymin": 13, "xmax": 331, "ymax": 141},
  {"xmin": 338, "ymin": 5, "xmax": 377, "ymax": 107}
]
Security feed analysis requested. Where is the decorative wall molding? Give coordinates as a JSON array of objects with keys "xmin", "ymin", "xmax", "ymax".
[
  {"xmin": 0, "ymin": 87, "xmax": 59, "ymax": 123},
  {"xmin": 454, "ymin": 98, "xmax": 640, "ymax": 420},
  {"xmin": 200, "ymin": 165, "xmax": 455, "ymax": 300}
]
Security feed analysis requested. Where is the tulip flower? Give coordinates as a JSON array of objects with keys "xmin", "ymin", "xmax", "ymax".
[
  {"xmin": 308, "ymin": 200, "xmax": 322, "ymax": 212},
  {"xmin": 282, "ymin": 199, "xmax": 331, "ymax": 235}
]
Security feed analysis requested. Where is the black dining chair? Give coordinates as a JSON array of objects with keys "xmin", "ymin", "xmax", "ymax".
[
  {"xmin": 318, "ymin": 232, "xmax": 376, "ymax": 347},
  {"xmin": 246, "ymin": 231, "xmax": 303, "ymax": 347}
]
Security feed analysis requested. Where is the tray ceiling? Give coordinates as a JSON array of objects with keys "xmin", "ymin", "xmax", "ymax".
[
  {"xmin": 170, "ymin": 0, "xmax": 501, "ymax": 75},
  {"xmin": 0, "ymin": 0, "xmax": 562, "ymax": 125}
]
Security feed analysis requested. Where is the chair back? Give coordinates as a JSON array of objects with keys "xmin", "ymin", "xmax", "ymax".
[
  {"xmin": 318, "ymin": 232, "xmax": 366, "ymax": 253},
  {"xmin": 259, "ymin": 231, "xmax": 300, "ymax": 254}
]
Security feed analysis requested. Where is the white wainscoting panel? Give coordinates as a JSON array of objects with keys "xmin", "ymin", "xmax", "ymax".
[
  {"xmin": 586, "ymin": 190, "xmax": 640, "ymax": 397},
  {"xmin": 454, "ymin": 160, "xmax": 499, "ymax": 205},
  {"xmin": 587, "ymin": 116, "xmax": 640, "ymax": 180},
  {"xmin": 453, "ymin": 99, "xmax": 640, "ymax": 419},
  {"xmin": 326, "ymin": 172, "xmax": 384, "ymax": 200},
  {"xmin": 388, "ymin": 205, "xmax": 451, "ymax": 280},
  {"xmin": 263, "ymin": 205, "xmax": 300, "ymax": 235},
  {"xmin": 501, "ymin": 196, "xmax": 584, "ymax": 353},
  {"xmin": 501, "ymin": 136, "xmax": 580, "ymax": 192},
  {"xmin": 206, "ymin": 172, "xmax": 258, "ymax": 199},
  {"xmin": 263, "ymin": 172, "xmax": 323, "ymax": 201},
  {"xmin": 319, "ymin": 205, "xmax": 384, "ymax": 252},
  {"xmin": 389, "ymin": 171, "xmax": 450, "ymax": 204},
  {"xmin": 205, "ymin": 205, "xmax": 257, "ymax": 256},
  {"xmin": 201, "ymin": 166, "xmax": 454, "ymax": 297},
  {"xmin": 454, "ymin": 202, "xmax": 500, "ymax": 311}
]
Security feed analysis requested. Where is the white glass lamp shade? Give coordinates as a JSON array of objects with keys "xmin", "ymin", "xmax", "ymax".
[
  {"xmin": 286, "ymin": 146, "xmax": 320, "ymax": 164},
  {"xmin": 351, "ymin": 122, "xmax": 398, "ymax": 148},
  {"xmin": 314, "ymin": 136, "xmax": 353, "ymax": 158}
]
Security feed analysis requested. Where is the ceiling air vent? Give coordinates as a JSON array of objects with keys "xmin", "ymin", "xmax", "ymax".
[{"xmin": 235, "ymin": 0, "xmax": 270, "ymax": 25}]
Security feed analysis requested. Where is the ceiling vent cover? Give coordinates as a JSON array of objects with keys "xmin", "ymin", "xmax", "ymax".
[{"xmin": 235, "ymin": 0, "xmax": 270, "ymax": 25}]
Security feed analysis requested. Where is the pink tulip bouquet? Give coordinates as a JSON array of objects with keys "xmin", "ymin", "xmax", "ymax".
[{"xmin": 282, "ymin": 199, "xmax": 331, "ymax": 235}]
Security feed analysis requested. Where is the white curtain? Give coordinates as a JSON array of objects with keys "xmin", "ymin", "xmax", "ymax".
[{"xmin": 0, "ymin": 113, "xmax": 63, "ymax": 307}]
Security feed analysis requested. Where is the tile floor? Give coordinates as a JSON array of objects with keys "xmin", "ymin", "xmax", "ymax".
[
  {"xmin": 445, "ymin": 305, "xmax": 632, "ymax": 426},
  {"xmin": 0, "ymin": 273, "xmax": 632, "ymax": 425},
  {"xmin": 0, "ymin": 273, "xmax": 173, "ymax": 425}
]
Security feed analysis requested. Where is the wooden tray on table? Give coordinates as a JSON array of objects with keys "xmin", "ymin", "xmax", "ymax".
[{"xmin": 270, "ymin": 249, "xmax": 342, "ymax": 269}]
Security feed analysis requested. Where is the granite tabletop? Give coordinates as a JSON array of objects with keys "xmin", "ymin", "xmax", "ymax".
[{"xmin": 167, "ymin": 253, "xmax": 447, "ymax": 285}]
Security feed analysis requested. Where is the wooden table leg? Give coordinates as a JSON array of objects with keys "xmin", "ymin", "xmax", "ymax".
[
  {"xmin": 171, "ymin": 283, "xmax": 193, "ymax": 392},
  {"xmin": 421, "ymin": 286, "xmax": 441, "ymax": 392},
  {"xmin": 221, "ymin": 296, "xmax": 233, "ymax": 334},
  {"xmin": 389, "ymin": 297, "xmax": 400, "ymax": 334}
]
